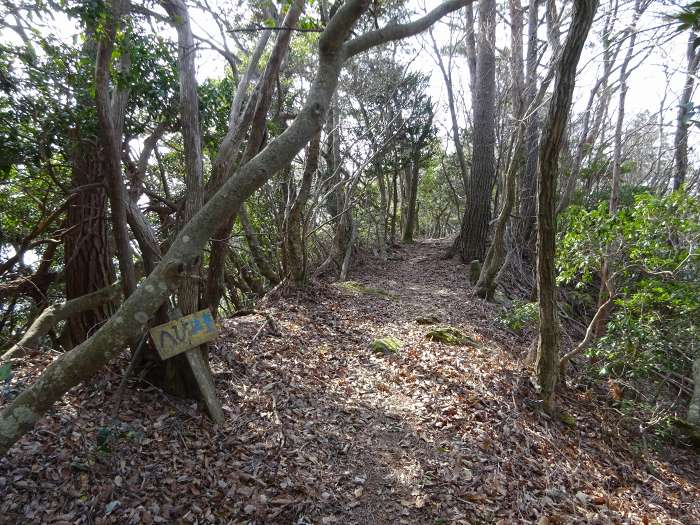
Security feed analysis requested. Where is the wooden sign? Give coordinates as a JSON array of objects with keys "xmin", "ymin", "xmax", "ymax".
[{"xmin": 149, "ymin": 309, "xmax": 219, "ymax": 360}]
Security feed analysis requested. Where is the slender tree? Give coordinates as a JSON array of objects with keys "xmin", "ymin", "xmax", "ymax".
[
  {"xmin": 673, "ymin": 30, "xmax": 700, "ymax": 191},
  {"xmin": 535, "ymin": 0, "xmax": 598, "ymax": 414}
]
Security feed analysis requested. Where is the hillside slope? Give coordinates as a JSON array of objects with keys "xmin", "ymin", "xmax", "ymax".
[{"xmin": 1, "ymin": 240, "xmax": 698, "ymax": 524}]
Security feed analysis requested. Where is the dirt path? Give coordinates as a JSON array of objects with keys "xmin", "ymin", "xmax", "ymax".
[{"xmin": 1, "ymin": 241, "xmax": 699, "ymax": 524}]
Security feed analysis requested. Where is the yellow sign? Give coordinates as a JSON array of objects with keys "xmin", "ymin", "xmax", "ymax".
[{"xmin": 149, "ymin": 309, "xmax": 219, "ymax": 360}]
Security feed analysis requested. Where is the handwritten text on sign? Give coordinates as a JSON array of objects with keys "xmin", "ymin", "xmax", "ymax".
[{"xmin": 149, "ymin": 309, "xmax": 219, "ymax": 360}]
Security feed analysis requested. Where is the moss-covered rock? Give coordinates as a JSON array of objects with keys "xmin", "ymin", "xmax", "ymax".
[
  {"xmin": 371, "ymin": 336, "xmax": 404, "ymax": 354},
  {"xmin": 415, "ymin": 314, "xmax": 441, "ymax": 325},
  {"xmin": 425, "ymin": 326, "xmax": 473, "ymax": 346},
  {"xmin": 335, "ymin": 280, "xmax": 396, "ymax": 299},
  {"xmin": 559, "ymin": 411, "xmax": 577, "ymax": 428}
]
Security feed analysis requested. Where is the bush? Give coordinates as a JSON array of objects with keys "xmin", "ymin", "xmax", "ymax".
[
  {"xmin": 498, "ymin": 300, "xmax": 539, "ymax": 333},
  {"xmin": 557, "ymin": 191, "xmax": 700, "ymax": 383}
]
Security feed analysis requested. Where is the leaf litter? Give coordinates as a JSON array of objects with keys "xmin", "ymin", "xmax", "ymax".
[{"xmin": 1, "ymin": 240, "xmax": 698, "ymax": 524}]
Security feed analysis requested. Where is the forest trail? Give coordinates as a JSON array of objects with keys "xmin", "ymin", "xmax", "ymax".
[{"xmin": 1, "ymin": 240, "xmax": 699, "ymax": 524}]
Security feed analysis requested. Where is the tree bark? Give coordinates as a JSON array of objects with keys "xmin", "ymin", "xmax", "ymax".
[
  {"xmin": 457, "ymin": 0, "xmax": 496, "ymax": 263},
  {"xmin": 64, "ymin": 138, "xmax": 116, "ymax": 346},
  {"xmin": 535, "ymin": 0, "xmax": 598, "ymax": 414},
  {"xmin": 474, "ymin": 0, "xmax": 525, "ymax": 299},
  {"xmin": 556, "ymin": 1, "xmax": 618, "ymax": 214},
  {"xmin": 160, "ymin": 0, "xmax": 219, "ymax": 406},
  {"xmin": 283, "ymin": 132, "xmax": 321, "ymax": 283},
  {"xmin": 513, "ymin": 0, "xmax": 541, "ymax": 257},
  {"xmin": 205, "ymin": 2, "xmax": 301, "ymax": 309}
]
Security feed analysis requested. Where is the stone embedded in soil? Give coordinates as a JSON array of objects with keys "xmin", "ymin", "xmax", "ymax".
[
  {"xmin": 415, "ymin": 314, "xmax": 441, "ymax": 325},
  {"xmin": 425, "ymin": 326, "xmax": 473, "ymax": 346},
  {"xmin": 334, "ymin": 280, "xmax": 397, "ymax": 299},
  {"xmin": 371, "ymin": 336, "xmax": 404, "ymax": 354}
]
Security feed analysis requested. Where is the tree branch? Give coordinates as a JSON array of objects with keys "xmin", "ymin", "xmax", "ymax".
[{"xmin": 343, "ymin": 0, "xmax": 474, "ymax": 58}]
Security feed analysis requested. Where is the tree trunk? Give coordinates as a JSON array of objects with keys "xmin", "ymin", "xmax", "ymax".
[
  {"xmin": 535, "ymin": 0, "xmax": 598, "ymax": 414},
  {"xmin": 94, "ymin": 0, "xmax": 137, "ymax": 300},
  {"xmin": 2, "ymin": 284, "xmax": 121, "ymax": 361},
  {"xmin": 64, "ymin": 138, "xmax": 116, "ymax": 346},
  {"xmin": 457, "ymin": 0, "xmax": 496, "ymax": 263},
  {"xmin": 474, "ymin": 0, "xmax": 525, "ymax": 299},
  {"xmin": 284, "ymin": 132, "xmax": 321, "ymax": 283},
  {"xmin": 161, "ymin": 0, "xmax": 211, "ymax": 400},
  {"xmin": 205, "ymin": 2, "xmax": 301, "ymax": 306},
  {"xmin": 239, "ymin": 204, "xmax": 281, "ymax": 284},
  {"xmin": 402, "ymin": 162, "xmax": 420, "ymax": 243},
  {"xmin": 673, "ymin": 31, "xmax": 700, "ymax": 191},
  {"xmin": 514, "ymin": 0, "xmax": 540, "ymax": 255},
  {"xmin": 689, "ymin": 358, "xmax": 700, "ymax": 426}
]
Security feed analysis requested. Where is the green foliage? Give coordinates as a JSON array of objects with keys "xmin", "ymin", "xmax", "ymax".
[
  {"xmin": 498, "ymin": 301, "xmax": 539, "ymax": 333},
  {"xmin": 558, "ymin": 191, "xmax": 700, "ymax": 381},
  {"xmin": 670, "ymin": 2, "xmax": 700, "ymax": 35}
]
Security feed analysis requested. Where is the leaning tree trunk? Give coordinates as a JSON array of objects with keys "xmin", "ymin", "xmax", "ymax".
[
  {"xmin": 457, "ymin": 0, "xmax": 496, "ymax": 263},
  {"xmin": 535, "ymin": 0, "xmax": 598, "ymax": 414},
  {"xmin": 2, "ymin": 284, "xmax": 121, "ymax": 362},
  {"xmin": 0, "ymin": 0, "xmax": 476, "ymax": 457},
  {"xmin": 205, "ymin": 2, "xmax": 301, "ymax": 306},
  {"xmin": 160, "ymin": 0, "xmax": 211, "ymax": 400}
]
